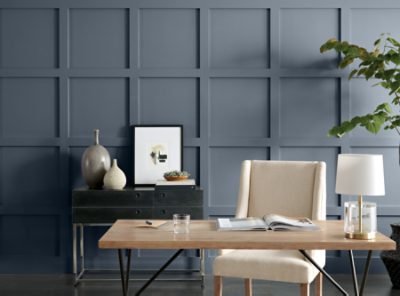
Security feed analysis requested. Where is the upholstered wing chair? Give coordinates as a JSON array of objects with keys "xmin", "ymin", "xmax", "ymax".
[{"xmin": 213, "ymin": 160, "xmax": 326, "ymax": 296}]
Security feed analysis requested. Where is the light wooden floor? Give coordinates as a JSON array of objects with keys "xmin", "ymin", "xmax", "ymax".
[{"xmin": 0, "ymin": 274, "xmax": 400, "ymax": 296}]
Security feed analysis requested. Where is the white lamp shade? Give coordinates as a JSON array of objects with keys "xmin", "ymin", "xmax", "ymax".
[{"xmin": 335, "ymin": 154, "xmax": 385, "ymax": 196}]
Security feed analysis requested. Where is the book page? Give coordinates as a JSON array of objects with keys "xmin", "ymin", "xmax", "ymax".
[
  {"xmin": 263, "ymin": 214, "xmax": 318, "ymax": 230},
  {"xmin": 217, "ymin": 218, "xmax": 267, "ymax": 230}
]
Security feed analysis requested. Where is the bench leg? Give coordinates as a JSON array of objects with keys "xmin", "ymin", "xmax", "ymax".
[
  {"xmin": 300, "ymin": 283, "xmax": 310, "ymax": 296},
  {"xmin": 244, "ymin": 278, "xmax": 252, "ymax": 296},
  {"xmin": 214, "ymin": 276, "xmax": 222, "ymax": 296},
  {"xmin": 315, "ymin": 272, "xmax": 323, "ymax": 296}
]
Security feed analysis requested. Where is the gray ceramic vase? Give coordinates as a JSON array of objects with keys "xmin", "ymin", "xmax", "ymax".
[{"xmin": 81, "ymin": 129, "xmax": 111, "ymax": 189}]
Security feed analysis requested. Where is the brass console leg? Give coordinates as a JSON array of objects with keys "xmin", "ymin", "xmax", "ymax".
[{"xmin": 73, "ymin": 224, "xmax": 77, "ymax": 285}]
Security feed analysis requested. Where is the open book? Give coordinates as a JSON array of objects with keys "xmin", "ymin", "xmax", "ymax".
[{"xmin": 217, "ymin": 214, "xmax": 319, "ymax": 231}]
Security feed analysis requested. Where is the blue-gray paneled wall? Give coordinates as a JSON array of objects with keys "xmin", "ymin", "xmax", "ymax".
[{"xmin": 0, "ymin": 0, "xmax": 400, "ymax": 274}]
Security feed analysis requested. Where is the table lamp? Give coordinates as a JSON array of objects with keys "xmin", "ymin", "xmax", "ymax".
[{"xmin": 336, "ymin": 154, "xmax": 385, "ymax": 240}]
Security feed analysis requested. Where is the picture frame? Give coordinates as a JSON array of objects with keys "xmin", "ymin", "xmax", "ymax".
[{"xmin": 132, "ymin": 125, "xmax": 183, "ymax": 186}]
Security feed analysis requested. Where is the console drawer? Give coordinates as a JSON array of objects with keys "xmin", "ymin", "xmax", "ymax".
[{"xmin": 72, "ymin": 207, "xmax": 152, "ymax": 223}]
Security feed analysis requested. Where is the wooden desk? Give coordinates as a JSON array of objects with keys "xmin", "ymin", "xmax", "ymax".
[{"xmin": 99, "ymin": 220, "xmax": 395, "ymax": 296}]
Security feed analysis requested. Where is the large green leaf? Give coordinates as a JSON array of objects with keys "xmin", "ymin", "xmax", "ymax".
[{"xmin": 321, "ymin": 34, "xmax": 400, "ymax": 137}]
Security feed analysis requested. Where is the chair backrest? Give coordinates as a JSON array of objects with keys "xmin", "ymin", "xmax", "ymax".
[{"xmin": 235, "ymin": 160, "xmax": 326, "ymax": 220}]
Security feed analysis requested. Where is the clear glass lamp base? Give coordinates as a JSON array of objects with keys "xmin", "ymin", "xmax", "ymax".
[{"xmin": 344, "ymin": 201, "xmax": 377, "ymax": 240}]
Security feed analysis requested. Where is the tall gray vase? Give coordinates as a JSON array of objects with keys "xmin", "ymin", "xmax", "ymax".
[{"xmin": 81, "ymin": 129, "xmax": 111, "ymax": 189}]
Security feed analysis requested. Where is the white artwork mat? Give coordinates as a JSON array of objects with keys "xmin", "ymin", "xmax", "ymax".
[{"xmin": 134, "ymin": 127, "xmax": 182, "ymax": 184}]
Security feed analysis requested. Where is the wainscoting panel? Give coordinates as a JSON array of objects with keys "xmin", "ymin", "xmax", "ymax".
[
  {"xmin": 209, "ymin": 9, "xmax": 270, "ymax": 69},
  {"xmin": 69, "ymin": 9, "xmax": 129, "ymax": 69},
  {"xmin": 139, "ymin": 78, "xmax": 200, "ymax": 137},
  {"xmin": 1, "ymin": 0, "xmax": 400, "ymax": 274},
  {"xmin": 209, "ymin": 148, "xmax": 269, "ymax": 207},
  {"xmin": 349, "ymin": 78, "xmax": 397, "ymax": 138},
  {"xmin": 280, "ymin": 8, "xmax": 339, "ymax": 69},
  {"xmin": 280, "ymin": 78, "xmax": 340, "ymax": 138},
  {"xmin": 0, "ymin": 147, "xmax": 60, "ymax": 207},
  {"xmin": 0, "ymin": 78, "xmax": 59, "ymax": 138},
  {"xmin": 139, "ymin": 9, "xmax": 199, "ymax": 69},
  {"xmin": 69, "ymin": 78, "xmax": 129, "ymax": 138},
  {"xmin": 210, "ymin": 78, "xmax": 270, "ymax": 138},
  {"xmin": 279, "ymin": 147, "xmax": 339, "ymax": 207},
  {"xmin": 0, "ymin": 8, "xmax": 59, "ymax": 68}
]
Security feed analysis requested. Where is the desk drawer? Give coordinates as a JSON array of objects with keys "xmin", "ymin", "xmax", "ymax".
[
  {"xmin": 154, "ymin": 190, "xmax": 202, "ymax": 207},
  {"xmin": 152, "ymin": 207, "xmax": 203, "ymax": 219},
  {"xmin": 72, "ymin": 190, "xmax": 153, "ymax": 207},
  {"xmin": 72, "ymin": 207, "xmax": 152, "ymax": 223}
]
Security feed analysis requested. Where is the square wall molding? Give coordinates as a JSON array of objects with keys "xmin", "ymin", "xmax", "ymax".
[
  {"xmin": 0, "ymin": 8, "xmax": 59, "ymax": 68},
  {"xmin": 69, "ymin": 78, "xmax": 129, "ymax": 138},
  {"xmin": 139, "ymin": 78, "xmax": 200, "ymax": 138},
  {"xmin": 280, "ymin": 78, "xmax": 339, "ymax": 138},
  {"xmin": 139, "ymin": 9, "xmax": 199, "ymax": 68},
  {"xmin": 0, "ymin": 78, "xmax": 59, "ymax": 138},
  {"xmin": 280, "ymin": 8, "xmax": 339, "ymax": 69},
  {"xmin": 69, "ymin": 8, "xmax": 129, "ymax": 68},
  {"xmin": 210, "ymin": 9, "xmax": 270, "ymax": 69},
  {"xmin": 210, "ymin": 78, "xmax": 270, "ymax": 138}
]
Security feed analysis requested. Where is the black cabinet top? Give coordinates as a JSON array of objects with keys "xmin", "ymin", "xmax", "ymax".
[{"xmin": 73, "ymin": 186, "xmax": 203, "ymax": 192}]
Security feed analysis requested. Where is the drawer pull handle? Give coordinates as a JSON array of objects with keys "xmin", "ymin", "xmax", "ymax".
[
  {"xmin": 135, "ymin": 210, "xmax": 141, "ymax": 214},
  {"xmin": 135, "ymin": 193, "xmax": 141, "ymax": 198},
  {"xmin": 161, "ymin": 209, "xmax": 166, "ymax": 214},
  {"xmin": 161, "ymin": 193, "xmax": 166, "ymax": 198}
]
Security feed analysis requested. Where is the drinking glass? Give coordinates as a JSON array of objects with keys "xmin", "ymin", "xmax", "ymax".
[{"xmin": 173, "ymin": 214, "xmax": 190, "ymax": 234}]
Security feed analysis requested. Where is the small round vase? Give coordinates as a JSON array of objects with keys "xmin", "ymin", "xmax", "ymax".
[
  {"xmin": 381, "ymin": 223, "xmax": 400, "ymax": 288},
  {"xmin": 103, "ymin": 159, "xmax": 126, "ymax": 190},
  {"xmin": 81, "ymin": 129, "xmax": 111, "ymax": 189}
]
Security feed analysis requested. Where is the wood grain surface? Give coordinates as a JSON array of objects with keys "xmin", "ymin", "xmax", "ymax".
[{"xmin": 98, "ymin": 220, "xmax": 395, "ymax": 251}]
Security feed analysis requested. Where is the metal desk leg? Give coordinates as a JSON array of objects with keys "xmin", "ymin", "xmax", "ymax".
[
  {"xmin": 360, "ymin": 251, "xmax": 373, "ymax": 296},
  {"xmin": 347, "ymin": 250, "xmax": 374, "ymax": 296},
  {"xmin": 301, "ymin": 250, "xmax": 374, "ymax": 296},
  {"xmin": 299, "ymin": 250, "xmax": 348, "ymax": 296},
  {"xmin": 200, "ymin": 249, "xmax": 205, "ymax": 288},
  {"xmin": 116, "ymin": 249, "xmax": 184, "ymax": 296},
  {"xmin": 348, "ymin": 250, "xmax": 359, "ymax": 296},
  {"xmin": 118, "ymin": 249, "xmax": 132, "ymax": 296},
  {"xmin": 135, "ymin": 249, "xmax": 184, "ymax": 296}
]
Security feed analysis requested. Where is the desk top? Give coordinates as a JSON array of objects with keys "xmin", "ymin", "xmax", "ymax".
[{"xmin": 98, "ymin": 220, "xmax": 395, "ymax": 251}]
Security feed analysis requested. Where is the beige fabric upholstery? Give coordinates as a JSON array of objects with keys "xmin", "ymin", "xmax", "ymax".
[{"xmin": 214, "ymin": 160, "xmax": 326, "ymax": 284}]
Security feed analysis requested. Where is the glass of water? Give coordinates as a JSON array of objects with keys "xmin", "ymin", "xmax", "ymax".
[{"xmin": 173, "ymin": 214, "xmax": 190, "ymax": 234}]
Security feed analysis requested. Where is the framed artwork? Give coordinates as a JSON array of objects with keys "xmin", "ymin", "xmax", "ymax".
[{"xmin": 133, "ymin": 125, "xmax": 183, "ymax": 186}]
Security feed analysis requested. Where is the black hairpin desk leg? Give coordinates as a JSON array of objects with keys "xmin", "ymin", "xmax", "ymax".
[
  {"xmin": 118, "ymin": 249, "xmax": 132, "ymax": 296},
  {"xmin": 117, "ymin": 249, "xmax": 184, "ymax": 296},
  {"xmin": 300, "ymin": 250, "xmax": 373, "ymax": 296}
]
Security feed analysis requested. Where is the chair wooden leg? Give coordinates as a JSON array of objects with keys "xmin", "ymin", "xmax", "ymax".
[
  {"xmin": 244, "ymin": 278, "xmax": 252, "ymax": 296},
  {"xmin": 300, "ymin": 283, "xmax": 310, "ymax": 296},
  {"xmin": 315, "ymin": 272, "xmax": 323, "ymax": 296},
  {"xmin": 214, "ymin": 276, "xmax": 223, "ymax": 296}
]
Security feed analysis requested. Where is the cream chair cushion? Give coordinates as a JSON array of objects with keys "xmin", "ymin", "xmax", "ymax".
[
  {"xmin": 214, "ymin": 250, "xmax": 323, "ymax": 284},
  {"xmin": 213, "ymin": 160, "xmax": 326, "ymax": 284}
]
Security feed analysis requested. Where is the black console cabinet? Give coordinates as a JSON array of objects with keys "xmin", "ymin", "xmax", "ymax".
[
  {"xmin": 72, "ymin": 187, "xmax": 203, "ymax": 223},
  {"xmin": 72, "ymin": 187, "xmax": 204, "ymax": 285}
]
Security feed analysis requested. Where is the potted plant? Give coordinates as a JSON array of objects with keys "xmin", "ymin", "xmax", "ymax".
[
  {"xmin": 320, "ymin": 34, "xmax": 400, "ymax": 137},
  {"xmin": 320, "ymin": 34, "xmax": 400, "ymax": 287}
]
